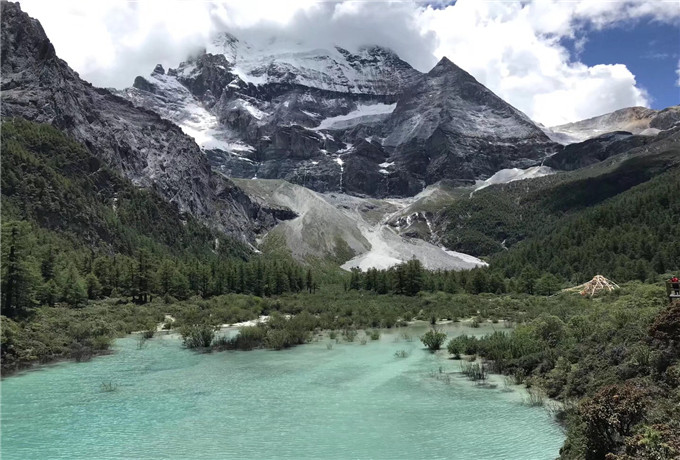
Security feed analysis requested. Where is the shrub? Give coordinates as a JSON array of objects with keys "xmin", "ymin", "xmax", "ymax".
[
  {"xmin": 421, "ymin": 328, "xmax": 447, "ymax": 351},
  {"xmin": 579, "ymin": 383, "xmax": 647, "ymax": 457},
  {"xmin": 447, "ymin": 334, "xmax": 478, "ymax": 356},
  {"xmin": 219, "ymin": 325, "xmax": 267, "ymax": 351},
  {"xmin": 447, "ymin": 337, "xmax": 463, "ymax": 358},
  {"xmin": 460, "ymin": 361, "xmax": 487, "ymax": 382},
  {"xmin": 343, "ymin": 328, "xmax": 358, "ymax": 342},
  {"xmin": 180, "ymin": 325, "xmax": 216, "ymax": 349},
  {"xmin": 394, "ymin": 350, "xmax": 409, "ymax": 358},
  {"xmin": 265, "ymin": 329, "xmax": 289, "ymax": 350},
  {"xmin": 142, "ymin": 324, "xmax": 156, "ymax": 339},
  {"xmin": 369, "ymin": 330, "xmax": 380, "ymax": 340}
]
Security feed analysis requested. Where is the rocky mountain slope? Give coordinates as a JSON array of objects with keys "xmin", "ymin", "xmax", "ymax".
[
  {"xmin": 0, "ymin": 1, "xmax": 281, "ymax": 242},
  {"xmin": 234, "ymin": 179, "xmax": 486, "ymax": 271},
  {"xmin": 119, "ymin": 34, "xmax": 558, "ymax": 197},
  {"xmin": 546, "ymin": 105, "xmax": 680, "ymax": 144}
]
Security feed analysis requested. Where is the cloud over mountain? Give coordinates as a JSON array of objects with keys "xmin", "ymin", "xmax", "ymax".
[{"xmin": 20, "ymin": 0, "xmax": 679, "ymax": 125}]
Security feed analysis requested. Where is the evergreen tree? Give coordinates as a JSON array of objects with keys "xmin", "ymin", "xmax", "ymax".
[
  {"xmin": 60, "ymin": 262, "xmax": 87, "ymax": 307},
  {"xmin": 1, "ymin": 221, "xmax": 40, "ymax": 317},
  {"xmin": 38, "ymin": 279, "xmax": 59, "ymax": 307},
  {"xmin": 349, "ymin": 268, "xmax": 362, "ymax": 291},
  {"xmin": 85, "ymin": 273, "xmax": 102, "ymax": 300},
  {"xmin": 535, "ymin": 273, "xmax": 561, "ymax": 296},
  {"xmin": 135, "ymin": 249, "xmax": 153, "ymax": 303},
  {"xmin": 306, "ymin": 268, "xmax": 315, "ymax": 293}
]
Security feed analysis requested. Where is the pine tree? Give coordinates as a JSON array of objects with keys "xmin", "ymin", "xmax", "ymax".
[
  {"xmin": 156, "ymin": 259, "xmax": 175, "ymax": 295},
  {"xmin": 60, "ymin": 262, "xmax": 87, "ymax": 307},
  {"xmin": 349, "ymin": 268, "xmax": 362, "ymax": 291},
  {"xmin": 306, "ymin": 268, "xmax": 314, "ymax": 293},
  {"xmin": 85, "ymin": 273, "xmax": 102, "ymax": 299},
  {"xmin": 1, "ymin": 221, "xmax": 40, "ymax": 317},
  {"xmin": 135, "ymin": 249, "xmax": 153, "ymax": 303}
]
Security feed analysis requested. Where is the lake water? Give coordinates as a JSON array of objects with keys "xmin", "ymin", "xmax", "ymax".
[{"xmin": 1, "ymin": 323, "xmax": 564, "ymax": 459}]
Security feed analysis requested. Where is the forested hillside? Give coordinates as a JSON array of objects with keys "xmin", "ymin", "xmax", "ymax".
[
  {"xmin": 1, "ymin": 119, "xmax": 311, "ymax": 319},
  {"xmin": 435, "ymin": 127, "xmax": 680, "ymax": 285}
]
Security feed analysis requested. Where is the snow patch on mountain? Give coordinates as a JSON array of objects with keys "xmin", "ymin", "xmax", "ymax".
[
  {"xmin": 119, "ymin": 73, "xmax": 249, "ymax": 153},
  {"xmin": 314, "ymin": 103, "xmax": 397, "ymax": 130},
  {"xmin": 472, "ymin": 166, "xmax": 554, "ymax": 195}
]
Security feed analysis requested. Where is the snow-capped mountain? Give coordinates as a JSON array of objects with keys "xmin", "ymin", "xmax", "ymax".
[
  {"xmin": 120, "ymin": 35, "xmax": 558, "ymax": 198},
  {"xmin": 208, "ymin": 33, "xmax": 421, "ymax": 95}
]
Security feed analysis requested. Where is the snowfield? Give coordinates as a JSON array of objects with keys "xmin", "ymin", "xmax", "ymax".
[
  {"xmin": 472, "ymin": 166, "xmax": 554, "ymax": 195},
  {"xmin": 207, "ymin": 33, "xmax": 418, "ymax": 95},
  {"xmin": 314, "ymin": 103, "xmax": 397, "ymax": 130},
  {"xmin": 120, "ymin": 73, "xmax": 250, "ymax": 154}
]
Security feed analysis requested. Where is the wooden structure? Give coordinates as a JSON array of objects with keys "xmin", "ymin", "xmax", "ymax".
[
  {"xmin": 567, "ymin": 275, "xmax": 620, "ymax": 297},
  {"xmin": 666, "ymin": 279, "xmax": 680, "ymax": 302}
]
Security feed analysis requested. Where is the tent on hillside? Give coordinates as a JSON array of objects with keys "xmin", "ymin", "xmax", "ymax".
[{"xmin": 565, "ymin": 275, "xmax": 620, "ymax": 297}]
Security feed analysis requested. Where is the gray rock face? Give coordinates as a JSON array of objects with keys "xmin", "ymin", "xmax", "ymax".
[
  {"xmin": 0, "ymin": 1, "xmax": 283, "ymax": 242},
  {"xmin": 544, "ymin": 131, "xmax": 654, "ymax": 171},
  {"xmin": 378, "ymin": 58, "xmax": 555, "ymax": 191},
  {"xmin": 547, "ymin": 105, "xmax": 680, "ymax": 144},
  {"xmin": 650, "ymin": 106, "xmax": 680, "ymax": 130},
  {"xmin": 121, "ymin": 43, "xmax": 559, "ymax": 198}
]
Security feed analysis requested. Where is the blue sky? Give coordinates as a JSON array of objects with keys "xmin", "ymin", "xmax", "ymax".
[{"xmin": 563, "ymin": 19, "xmax": 680, "ymax": 110}]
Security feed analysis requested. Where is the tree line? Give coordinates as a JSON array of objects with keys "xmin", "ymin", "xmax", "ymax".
[{"xmin": 1, "ymin": 220, "xmax": 315, "ymax": 318}]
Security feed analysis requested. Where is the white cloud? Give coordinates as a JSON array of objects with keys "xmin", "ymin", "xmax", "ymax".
[
  {"xmin": 416, "ymin": 0, "xmax": 669, "ymax": 125},
  {"xmin": 17, "ymin": 0, "xmax": 680, "ymax": 125}
]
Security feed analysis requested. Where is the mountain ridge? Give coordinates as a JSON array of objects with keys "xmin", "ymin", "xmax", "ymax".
[
  {"xmin": 120, "ymin": 36, "xmax": 557, "ymax": 197},
  {"xmin": 0, "ymin": 1, "xmax": 282, "ymax": 243}
]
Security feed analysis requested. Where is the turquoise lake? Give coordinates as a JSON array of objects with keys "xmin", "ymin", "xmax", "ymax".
[{"xmin": 1, "ymin": 323, "xmax": 564, "ymax": 459}]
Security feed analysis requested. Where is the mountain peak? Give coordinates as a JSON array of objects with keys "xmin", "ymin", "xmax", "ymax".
[{"xmin": 427, "ymin": 56, "xmax": 468, "ymax": 77}]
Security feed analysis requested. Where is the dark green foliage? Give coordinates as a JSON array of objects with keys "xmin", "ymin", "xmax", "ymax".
[
  {"xmin": 218, "ymin": 312, "xmax": 315, "ymax": 351},
  {"xmin": 1, "ymin": 221, "xmax": 40, "ymax": 317},
  {"xmin": 492, "ymin": 169, "xmax": 680, "ymax": 285},
  {"xmin": 1, "ymin": 118, "xmax": 249, "ymax": 260},
  {"xmin": 440, "ymin": 142, "xmax": 679, "ymax": 258},
  {"xmin": 447, "ymin": 334, "xmax": 479, "ymax": 357},
  {"xmin": 466, "ymin": 285, "xmax": 680, "ymax": 459},
  {"xmin": 349, "ymin": 261, "xmax": 506, "ymax": 297}
]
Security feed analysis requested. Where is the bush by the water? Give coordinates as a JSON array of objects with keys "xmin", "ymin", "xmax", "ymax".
[
  {"xmin": 180, "ymin": 325, "xmax": 216, "ymax": 348},
  {"xmin": 421, "ymin": 328, "xmax": 447, "ymax": 351}
]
